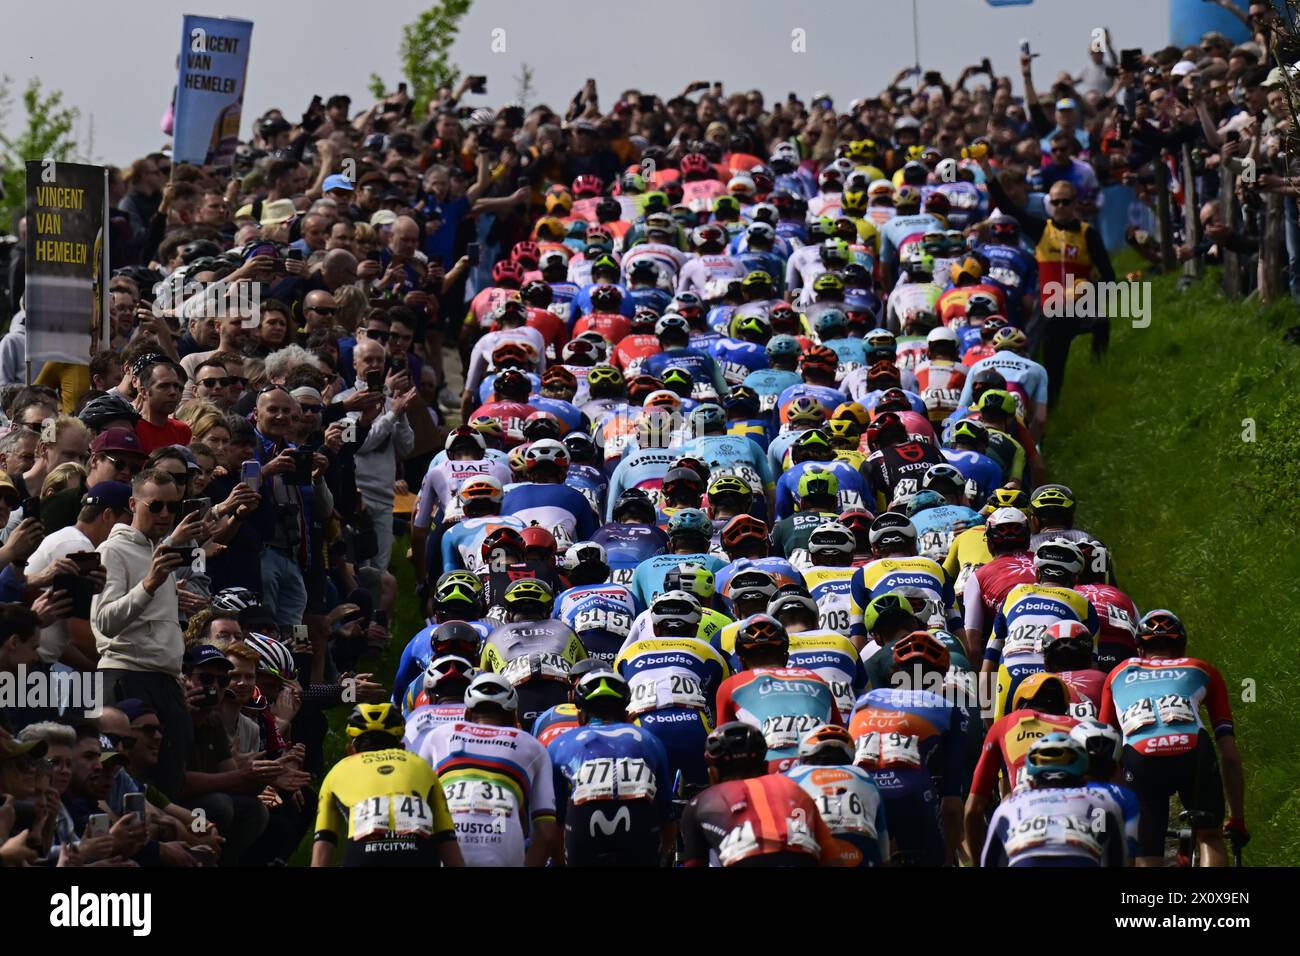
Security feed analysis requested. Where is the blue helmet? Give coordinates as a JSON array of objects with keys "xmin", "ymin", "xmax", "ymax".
[
  {"xmin": 688, "ymin": 403, "xmax": 726, "ymax": 434},
  {"xmin": 905, "ymin": 489, "xmax": 946, "ymax": 517},
  {"xmin": 766, "ymin": 334, "xmax": 801, "ymax": 360},
  {"xmin": 667, "ymin": 508, "xmax": 712, "ymax": 540},
  {"xmin": 812, "ymin": 308, "xmax": 848, "ymax": 340},
  {"xmin": 1024, "ymin": 732, "xmax": 1089, "ymax": 787}
]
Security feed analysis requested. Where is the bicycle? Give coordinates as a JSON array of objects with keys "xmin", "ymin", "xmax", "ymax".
[{"xmin": 1165, "ymin": 809, "xmax": 1242, "ymax": 867}]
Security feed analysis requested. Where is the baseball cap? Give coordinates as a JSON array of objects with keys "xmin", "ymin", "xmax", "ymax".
[
  {"xmin": 290, "ymin": 386, "xmax": 324, "ymax": 406},
  {"xmin": 322, "ymin": 174, "xmax": 354, "ymax": 193},
  {"xmin": 83, "ymin": 480, "xmax": 132, "ymax": 511},
  {"xmin": 0, "ymin": 471, "xmax": 18, "ymax": 504},
  {"xmin": 91, "ymin": 428, "xmax": 145, "ymax": 457},
  {"xmin": 260, "ymin": 198, "xmax": 297, "ymax": 226},
  {"xmin": 163, "ymin": 444, "xmax": 202, "ymax": 474},
  {"xmin": 182, "ymin": 644, "xmax": 235, "ymax": 671},
  {"xmin": 1055, "ymin": 98, "xmax": 1078, "ymax": 111},
  {"xmin": 370, "ymin": 209, "xmax": 398, "ymax": 227},
  {"xmin": 1170, "ymin": 60, "xmax": 1198, "ymax": 78},
  {"xmin": 0, "ymin": 736, "xmax": 47, "ymax": 762},
  {"xmin": 116, "ymin": 698, "xmax": 157, "ymax": 723},
  {"xmin": 97, "ymin": 736, "xmax": 128, "ymax": 765}
]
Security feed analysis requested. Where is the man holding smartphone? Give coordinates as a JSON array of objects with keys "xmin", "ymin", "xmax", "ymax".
[
  {"xmin": 93, "ymin": 468, "xmax": 206, "ymax": 800},
  {"xmin": 25, "ymin": 481, "xmax": 130, "ymax": 672}
]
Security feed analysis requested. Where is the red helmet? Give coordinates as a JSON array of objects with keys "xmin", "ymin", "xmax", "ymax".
[
  {"xmin": 520, "ymin": 526, "xmax": 558, "ymax": 561},
  {"xmin": 769, "ymin": 302, "xmax": 798, "ymax": 332},
  {"xmin": 589, "ymin": 284, "xmax": 624, "ymax": 312},
  {"xmin": 874, "ymin": 387, "xmax": 911, "ymax": 412},
  {"xmin": 586, "ymin": 223, "xmax": 614, "ymax": 243},
  {"xmin": 720, "ymin": 514, "xmax": 769, "ymax": 553},
  {"xmin": 801, "ymin": 344, "xmax": 838, "ymax": 373},
  {"xmin": 866, "ymin": 360, "xmax": 901, "ymax": 388},
  {"xmin": 924, "ymin": 192, "xmax": 951, "ymax": 217},
  {"xmin": 627, "ymin": 374, "xmax": 665, "ymax": 403},
  {"xmin": 866, "ymin": 411, "xmax": 908, "ymax": 450},
  {"xmin": 481, "ymin": 526, "xmax": 525, "ymax": 563},
  {"xmin": 511, "ymin": 241, "xmax": 541, "ymax": 268},
  {"xmin": 492, "ymin": 260, "xmax": 525, "ymax": 287},
  {"xmin": 572, "ymin": 174, "xmax": 603, "ymax": 198},
  {"xmin": 680, "ymin": 153, "xmax": 712, "ymax": 177},
  {"xmin": 838, "ymin": 508, "xmax": 876, "ymax": 539}
]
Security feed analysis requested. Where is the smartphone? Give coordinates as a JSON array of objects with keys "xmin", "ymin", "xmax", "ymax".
[
  {"xmin": 365, "ymin": 370, "xmax": 385, "ymax": 394},
  {"xmin": 291, "ymin": 449, "xmax": 314, "ymax": 485},
  {"xmin": 309, "ymin": 95, "xmax": 323, "ymax": 111},
  {"xmin": 924, "ymin": 71, "xmax": 943, "ymax": 87},
  {"xmin": 1019, "ymin": 39, "xmax": 1032, "ymax": 57},
  {"xmin": 181, "ymin": 497, "xmax": 211, "ymax": 519},
  {"xmin": 469, "ymin": 75, "xmax": 487, "ymax": 95},
  {"xmin": 54, "ymin": 574, "xmax": 94, "ymax": 619},
  {"xmin": 240, "ymin": 460, "xmax": 261, "ymax": 491},
  {"xmin": 87, "ymin": 813, "xmax": 111, "ymax": 838},
  {"xmin": 69, "ymin": 552, "xmax": 101, "ymax": 574},
  {"xmin": 160, "ymin": 546, "xmax": 195, "ymax": 564},
  {"xmin": 639, "ymin": 94, "xmax": 654, "ymax": 112},
  {"xmin": 285, "ymin": 248, "xmax": 304, "ymax": 262},
  {"xmin": 981, "ymin": 57, "xmax": 993, "ymax": 75},
  {"xmin": 388, "ymin": 354, "xmax": 408, "ymax": 374},
  {"xmin": 291, "ymin": 624, "xmax": 310, "ymax": 644},
  {"xmin": 1120, "ymin": 48, "xmax": 1143, "ymax": 72},
  {"xmin": 466, "ymin": 242, "xmax": 480, "ymax": 267},
  {"xmin": 123, "ymin": 792, "xmax": 147, "ymax": 818},
  {"xmin": 21, "ymin": 497, "xmax": 41, "ymax": 521}
]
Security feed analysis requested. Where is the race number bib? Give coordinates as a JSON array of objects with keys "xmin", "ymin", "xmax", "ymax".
[
  {"xmin": 816, "ymin": 790, "xmax": 876, "ymax": 836},
  {"xmin": 348, "ymin": 795, "xmax": 434, "ymax": 840},
  {"xmin": 1004, "ymin": 621, "xmax": 1047, "ymax": 657},
  {"xmin": 853, "ymin": 731, "xmax": 922, "ymax": 769},
  {"xmin": 548, "ymin": 301, "xmax": 573, "ymax": 322},
  {"xmin": 1156, "ymin": 693, "xmax": 1196, "ymax": 727},
  {"xmin": 922, "ymin": 388, "xmax": 961, "ymax": 414},
  {"xmin": 1068, "ymin": 699, "xmax": 1098, "ymax": 720},
  {"xmin": 1005, "ymin": 814, "xmax": 1102, "ymax": 862},
  {"xmin": 573, "ymin": 608, "xmax": 632, "ymax": 638},
  {"xmin": 609, "ymin": 567, "xmax": 635, "ymax": 586},
  {"xmin": 501, "ymin": 652, "xmax": 571, "ymax": 686},
  {"xmin": 759, "ymin": 393, "xmax": 778, "ymax": 412},
  {"xmin": 571, "ymin": 757, "xmax": 657, "ymax": 804},
  {"xmin": 1119, "ymin": 697, "xmax": 1158, "ymax": 737},
  {"xmin": 760, "ymin": 714, "xmax": 823, "ymax": 751},
  {"xmin": 718, "ymin": 820, "xmax": 761, "ymax": 866},
  {"xmin": 443, "ymin": 779, "xmax": 515, "ymax": 818},
  {"xmin": 627, "ymin": 674, "xmax": 706, "ymax": 715},
  {"xmin": 988, "ymin": 266, "xmax": 1021, "ymax": 289},
  {"xmin": 818, "ymin": 606, "xmax": 852, "ymax": 634}
]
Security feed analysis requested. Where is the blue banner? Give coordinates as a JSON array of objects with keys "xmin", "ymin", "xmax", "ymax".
[
  {"xmin": 172, "ymin": 15, "xmax": 254, "ymax": 166},
  {"xmin": 985, "ymin": 0, "xmax": 1033, "ymax": 6}
]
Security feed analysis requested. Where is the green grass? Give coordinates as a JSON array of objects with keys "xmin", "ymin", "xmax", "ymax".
[{"xmin": 1047, "ymin": 256, "xmax": 1300, "ymax": 866}]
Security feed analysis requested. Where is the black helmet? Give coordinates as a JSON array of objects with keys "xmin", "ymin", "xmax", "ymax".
[
  {"xmin": 573, "ymin": 668, "xmax": 631, "ymax": 711},
  {"xmin": 430, "ymin": 620, "xmax": 482, "ymax": 660},
  {"xmin": 612, "ymin": 487, "xmax": 657, "ymax": 524},
  {"xmin": 78, "ymin": 393, "xmax": 142, "ymax": 429},
  {"xmin": 705, "ymin": 721, "xmax": 769, "ymax": 768}
]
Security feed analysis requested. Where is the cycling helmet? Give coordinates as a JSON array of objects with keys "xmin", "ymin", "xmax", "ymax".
[
  {"xmin": 991, "ymin": 327, "xmax": 1028, "ymax": 352},
  {"xmin": 950, "ymin": 419, "xmax": 989, "ymax": 446},
  {"xmin": 670, "ymin": 456, "xmax": 711, "ymax": 486},
  {"xmin": 457, "ymin": 474, "xmax": 504, "ymax": 508},
  {"xmin": 655, "ymin": 314, "xmax": 691, "ymax": 340},
  {"xmin": 767, "ymin": 590, "xmax": 819, "ymax": 626},
  {"xmin": 589, "ymin": 284, "xmax": 625, "ymax": 313},
  {"xmin": 630, "ymin": 306, "xmax": 661, "ymax": 333},
  {"xmin": 820, "ymin": 238, "xmax": 851, "ymax": 267},
  {"xmin": 1034, "ymin": 538, "xmax": 1085, "ymax": 579},
  {"xmin": 522, "ymin": 412, "xmax": 564, "ymax": 443},
  {"xmin": 561, "ymin": 337, "xmax": 603, "ymax": 365},
  {"xmin": 430, "ymin": 619, "xmax": 482, "ymax": 659},
  {"xmin": 746, "ymin": 221, "xmax": 776, "ymax": 245},
  {"xmin": 705, "ymin": 721, "xmax": 769, "ymax": 768},
  {"xmin": 507, "ymin": 445, "xmax": 529, "ymax": 476},
  {"xmin": 766, "ymin": 334, "xmax": 802, "ymax": 361},
  {"xmin": 612, "ymin": 488, "xmax": 657, "ymax": 524},
  {"xmin": 922, "ymin": 463, "xmax": 966, "ymax": 496},
  {"xmin": 492, "ymin": 260, "xmax": 525, "ymax": 287},
  {"xmin": 707, "ymin": 473, "xmax": 754, "ymax": 505},
  {"xmin": 869, "ymin": 512, "xmax": 917, "ymax": 549},
  {"xmin": 974, "ymin": 389, "xmax": 1017, "ymax": 418},
  {"xmin": 587, "ymin": 364, "xmax": 625, "ymax": 394},
  {"xmin": 1041, "ymin": 619, "xmax": 1094, "ymax": 656},
  {"xmin": 838, "ymin": 508, "xmax": 875, "ymax": 543},
  {"xmin": 812, "ymin": 308, "xmax": 848, "ymax": 341},
  {"xmin": 797, "ymin": 724, "xmax": 854, "ymax": 763},
  {"xmin": 433, "ymin": 573, "xmax": 484, "ymax": 613},
  {"xmin": 1030, "ymin": 484, "xmax": 1076, "ymax": 515},
  {"xmin": 841, "ymin": 189, "xmax": 868, "ymax": 215},
  {"xmin": 720, "ymin": 514, "xmax": 768, "ymax": 552},
  {"xmin": 965, "ymin": 291, "xmax": 1000, "ymax": 318},
  {"xmin": 688, "ymin": 403, "xmax": 726, "ymax": 435},
  {"xmin": 1011, "ymin": 672, "xmax": 1070, "ymax": 715},
  {"xmin": 807, "ymin": 521, "xmax": 855, "ymax": 559},
  {"xmin": 862, "ymin": 592, "xmax": 916, "ymax": 635},
  {"xmin": 492, "ymin": 368, "xmax": 531, "ymax": 400},
  {"xmin": 445, "ymin": 425, "xmax": 488, "ymax": 457},
  {"xmin": 795, "ymin": 465, "xmax": 840, "ymax": 502},
  {"xmin": 635, "ymin": 407, "xmax": 677, "ymax": 447},
  {"xmin": 826, "ymin": 418, "xmax": 860, "ymax": 445},
  {"xmin": 481, "ymin": 526, "xmax": 525, "ymax": 563},
  {"xmin": 560, "ymin": 540, "xmax": 608, "ymax": 574},
  {"xmin": 521, "ymin": 279, "xmax": 554, "ymax": 307},
  {"xmin": 78, "ymin": 392, "xmax": 141, "ymax": 428},
  {"xmin": 245, "ymin": 633, "xmax": 296, "ymax": 681},
  {"xmin": 1136, "ymin": 609, "xmax": 1186, "ymax": 644},
  {"xmin": 502, "ymin": 576, "xmax": 554, "ymax": 608},
  {"xmin": 511, "ymin": 240, "xmax": 541, "ymax": 268},
  {"xmin": 769, "ymin": 302, "xmax": 799, "ymax": 332},
  {"xmin": 894, "ymin": 185, "xmax": 922, "ymax": 210},
  {"xmin": 723, "ymin": 385, "xmax": 760, "ymax": 416},
  {"xmin": 891, "ymin": 630, "xmax": 951, "ymax": 671},
  {"xmin": 626, "ymin": 374, "xmax": 665, "ymax": 403},
  {"xmin": 1024, "ymin": 732, "xmax": 1089, "ymax": 787},
  {"xmin": 786, "ymin": 396, "xmax": 827, "ymax": 428},
  {"xmin": 523, "ymin": 438, "xmax": 570, "ymax": 473},
  {"xmin": 812, "ymin": 272, "xmax": 846, "ymax": 298},
  {"xmin": 663, "ymin": 566, "xmax": 716, "ymax": 601},
  {"xmin": 801, "ymin": 343, "xmax": 839, "ymax": 373},
  {"xmin": 572, "ymin": 174, "xmax": 603, "ymax": 198},
  {"xmin": 656, "ymin": 370, "xmax": 691, "ymax": 399},
  {"xmin": 680, "ymin": 152, "xmax": 712, "ymax": 177},
  {"xmin": 791, "ymin": 429, "xmax": 835, "ymax": 463},
  {"xmin": 423, "ymin": 654, "xmax": 475, "ymax": 696},
  {"xmin": 650, "ymin": 589, "xmax": 702, "ymax": 632},
  {"xmin": 1075, "ymin": 538, "xmax": 1109, "ymax": 584},
  {"xmin": 589, "ymin": 255, "xmax": 621, "ymax": 279},
  {"xmin": 734, "ymin": 613, "xmax": 790, "ymax": 654},
  {"xmin": 727, "ymin": 569, "xmax": 779, "ymax": 608},
  {"xmin": 731, "ymin": 309, "xmax": 772, "ymax": 340},
  {"xmin": 865, "ymin": 410, "xmax": 908, "ymax": 450},
  {"xmin": 346, "ymin": 702, "xmax": 404, "ymax": 741},
  {"xmin": 464, "ymin": 672, "xmax": 519, "ymax": 712},
  {"xmin": 628, "ymin": 259, "xmax": 661, "ymax": 284},
  {"xmin": 905, "ymin": 489, "xmax": 946, "ymax": 517},
  {"xmin": 573, "ymin": 669, "xmax": 631, "ymax": 710},
  {"xmin": 520, "ymin": 526, "xmax": 558, "ymax": 562},
  {"xmin": 663, "ymin": 466, "xmax": 705, "ymax": 502},
  {"xmin": 873, "ymin": 385, "xmax": 910, "ymax": 411},
  {"xmin": 540, "ymin": 366, "xmax": 577, "ymax": 393},
  {"xmin": 984, "ymin": 507, "xmax": 1031, "ymax": 551},
  {"xmin": 667, "ymin": 508, "xmax": 712, "ymax": 541},
  {"xmin": 212, "ymin": 587, "xmax": 260, "ymax": 612},
  {"xmin": 1070, "ymin": 718, "xmax": 1123, "ymax": 772}
]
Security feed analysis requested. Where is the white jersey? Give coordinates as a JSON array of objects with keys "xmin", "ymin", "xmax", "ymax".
[
  {"xmin": 403, "ymin": 702, "xmax": 466, "ymax": 753},
  {"xmin": 414, "ymin": 457, "xmax": 514, "ymax": 528},
  {"xmin": 465, "ymin": 327, "xmax": 547, "ymax": 398},
  {"xmin": 981, "ymin": 786, "xmax": 1125, "ymax": 868},
  {"xmin": 676, "ymin": 253, "xmax": 746, "ymax": 299},
  {"xmin": 417, "ymin": 720, "xmax": 555, "ymax": 867},
  {"xmin": 621, "ymin": 243, "xmax": 689, "ymax": 286}
]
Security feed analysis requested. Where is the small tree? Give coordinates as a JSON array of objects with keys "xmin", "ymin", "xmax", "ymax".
[
  {"xmin": 0, "ymin": 76, "xmax": 81, "ymax": 230},
  {"xmin": 515, "ymin": 62, "xmax": 537, "ymax": 112},
  {"xmin": 371, "ymin": 1, "xmax": 473, "ymax": 115}
]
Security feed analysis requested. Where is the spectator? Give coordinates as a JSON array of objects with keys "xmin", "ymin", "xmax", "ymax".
[{"xmin": 133, "ymin": 362, "xmax": 192, "ymax": 453}]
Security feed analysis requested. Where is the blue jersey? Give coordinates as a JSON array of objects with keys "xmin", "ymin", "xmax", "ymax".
[
  {"xmin": 940, "ymin": 448, "xmax": 1002, "ymax": 506},
  {"xmin": 590, "ymin": 523, "xmax": 669, "ymax": 585},
  {"xmin": 606, "ymin": 448, "xmax": 675, "ymax": 520},
  {"xmin": 776, "ymin": 383, "xmax": 844, "ymax": 420},
  {"xmin": 565, "ymin": 463, "xmax": 608, "ymax": 521},
  {"xmin": 977, "ymin": 243, "xmax": 1037, "ymax": 324},
  {"xmin": 630, "ymin": 552, "xmax": 727, "ymax": 608},
  {"xmin": 1088, "ymin": 781, "xmax": 1142, "ymax": 860},
  {"xmin": 499, "ymin": 483, "xmax": 598, "ymax": 547},
  {"xmin": 909, "ymin": 504, "xmax": 984, "ymax": 565},
  {"xmin": 530, "ymin": 397, "xmax": 588, "ymax": 435},
  {"xmin": 822, "ymin": 338, "xmax": 870, "ymax": 380},
  {"xmin": 441, "ymin": 515, "xmax": 528, "ymax": 573},
  {"xmin": 715, "ymin": 557, "xmax": 805, "ymax": 608},
  {"xmin": 676, "ymin": 434, "xmax": 773, "ymax": 492},
  {"xmin": 784, "ymin": 763, "xmax": 889, "ymax": 866},
  {"xmin": 934, "ymin": 181, "xmax": 987, "ymax": 229},
  {"xmin": 547, "ymin": 719, "xmax": 673, "ymax": 825},
  {"xmin": 845, "ymin": 289, "xmax": 885, "ymax": 326},
  {"xmin": 392, "ymin": 619, "xmax": 493, "ymax": 707},
  {"xmin": 742, "ymin": 368, "xmax": 803, "ymax": 410},
  {"xmin": 546, "ymin": 281, "xmax": 582, "ymax": 327},
  {"xmin": 642, "ymin": 348, "xmax": 728, "ymax": 397},
  {"xmin": 736, "ymin": 251, "xmax": 789, "ymax": 291},
  {"xmin": 955, "ymin": 324, "xmax": 984, "ymax": 358},
  {"xmin": 557, "ymin": 582, "xmax": 639, "ymax": 666},
  {"xmin": 765, "ymin": 428, "xmax": 806, "ymax": 477},
  {"xmin": 860, "ymin": 387, "xmax": 929, "ymax": 417},
  {"xmin": 479, "ymin": 371, "xmax": 542, "ymax": 405},
  {"xmin": 705, "ymin": 305, "xmax": 736, "ymax": 336},
  {"xmin": 573, "ymin": 281, "xmax": 635, "ymax": 320},
  {"xmin": 774, "ymin": 460, "xmax": 870, "ymax": 520},
  {"xmin": 709, "ymin": 339, "xmax": 770, "ymax": 386},
  {"xmin": 879, "ymin": 213, "xmax": 943, "ymax": 267},
  {"xmin": 849, "ymin": 687, "xmax": 969, "ymax": 799},
  {"xmin": 727, "ymin": 418, "xmax": 775, "ymax": 451},
  {"xmin": 625, "ymin": 286, "xmax": 672, "ymax": 315}
]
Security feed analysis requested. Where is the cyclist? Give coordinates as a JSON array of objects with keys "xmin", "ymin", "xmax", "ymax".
[
  {"xmin": 964, "ymin": 672, "xmax": 1080, "ymax": 859},
  {"xmin": 775, "ymin": 435, "xmax": 869, "ymax": 520},
  {"xmin": 956, "ymin": 327, "xmax": 1049, "ymax": 442},
  {"xmin": 851, "ymin": 631, "xmax": 969, "ymax": 865},
  {"xmin": 1072, "ymin": 718, "xmax": 1142, "ymax": 861},
  {"xmin": 744, "ymin": 335, "xmax": 804, "ymax": 412},
  {"xmin": 417, "ymin": 672, "xmax": 558, "ymax": 867},
  {"xmin": 1041, "ymin": 620, "xmax": 1110, "ymax": 719},
  {"xmin": 939, "ymin": 418, "xmax": 1002, "ymax": 508},
  {"xmin": 800, "ymin": 522, "xmax": 860, "ymax": 633},
  {"xmin": 628, "ymin": 509, "xmax": 727, "ymax": 607},
  {"xmin": 680, "ymin": 721, "xmax": 838, "ymax": 867},
  {"xmin": 960, "ymin": 506, "xmax": 1037, "ymax": 658},
  {"xmin": 786, "ymin": 725, "xmax": 890, "ymax": 867},
  {"xmin": 767, "ymin": 589, "xmax": 868, "ymax": 737},
  {"xmin": 715, "ymin": 614, "xmax": 842, "ymax": 772},
  {"xmin": 592, "ymin": 489, "xmax": 671, "ymax": 584},
  {"xmin": 531, "ymin": 658, "xmax": 610, "ymax": 746},
  {"xmin": 400, "ymin": 653, "xmax": 474, "ymax": 740},
  {"xmin": 547, "ymin": 669, "xmax": 675, "ymax": 866},
  {"xmin": 556, "ymin": 543, "xmax": 638, "ymax": 667},
  {"xmin": 863, "ymin": 411, "xmax": 944, "ymax": 510},
  {"xmin": 979, "ymin": 733, "xmax": 1126, "ymax": 867},
  {"xmin": 1099, "ymin": 610, "xmax": 1245, "ymax": 867},
  {"xmin": 850, "ymin": 514, "xmax": 956, "ymax": 646},
  {"xmin": 605, "ymin": 408, "xmax": 678, "ymax": 520},
  {"xmin": 312, "ymin": 704, "xmax": 463, "ymax": 868},
  {"xmin": 392, "ymin": 590, "xmax": 489, "ymax": 706},
  {"xmin": 641, "ymin": 313, "xmax": 730, "ymax": 398},
  {"xmin": 500, "ymin": 439, "xmax": 598, "ymax": 547},
  {"xmin": 480, "ymin": 577, "xmax": 587, "ymax": 725},
  {"xmin": 1074, "ymin": 538, "xmax": 1137, "ymax": 669},
  {"xmin": 770, "ymin": 465, "xmax": 842, "ymax": 563}
]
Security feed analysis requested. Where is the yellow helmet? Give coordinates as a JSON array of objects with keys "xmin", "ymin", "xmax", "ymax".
[
  {"xmin": 841, "ymin": 189, "xmax": 868, "ymax": 215},
  {"xmin": 346, "ymin": 703, "xmax": 404, "ymax": 741}
]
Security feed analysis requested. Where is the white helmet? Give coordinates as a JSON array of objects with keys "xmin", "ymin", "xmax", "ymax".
[
  {"xmin": 926, "ymin": 325, "xmax": 959, "ymax": 347},
  {"xmin": 464, "ymin": 672, "xmax": 519, "ymax": 711},
  {"xmin": 560, "ymin": 541, "xmax": 608, "ymax": 572}
]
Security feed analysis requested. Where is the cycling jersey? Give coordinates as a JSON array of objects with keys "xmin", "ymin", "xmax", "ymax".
[
  {"xmin": 913, "ymin": 360, "xmax": 968, "ymax": 423},
  {"xmin": 962, "ymin": 552, "xmax": 1037, "ymax": 640},
  {"xmin": 464, "ymin": 327, "xmax": 548, "ymax": 399},
  {"xmin": 572, "ymin": 281, "xmax": 635, "ymax": 319},
  {"xmin": 937, "ymin": 284, "xmax": 1008, "ymax": 326},
  {"xmin": 970, "ymin": 709, "xmax": 1080, "ymax": 798},
  {"xmin": 629, "ymin": 552, "xmax": 727, "ymax": 608},
  {"xmin": 677, "ymin": 433, "xmax": 774, "ymax": 495},
  {"xmin": 775, "ymin": 383, "xmax": 845, "ymax": 424},
  {"xmin": 472, "ymin": 400, "xmax": 539, "ymax": 444},
  {"xmin": 480, "ymin": 619, "xmax": 588, "ymax": 723},
  {"xmin": 392, "ymin": 620, "xmax": 491, "ymax": 709},
  {"xmin": 590, "ymin": 523, "xmax": 669, "ymax": 586},
  {"xmin": 556, "ymin": 582, "xmax": 638, "ymax": 666},
  {"xmin": 414, "ymin": 457, "xmax": 513, "ymax": 528},
  {"xmin": 987, "ymin": 583, "xmax": 1098, "ymax": 668},
  {"xmin": 774, "ymin": 460, "xmax": 869, "ymax": 520},
  {"xmin": 910, "ymin": 504, "xmax": 984, "ymax": 565},
  {"xmin": 642, "ymin": 347, "xmax": 729, "ymax": 398},
  {"xmin": 801, "ymin": 566, "xmax": 858, "ymax": 635},
  {"xmin": 957, "ymin": 353, "xmax": 1049, "ymax": 414},
  {"xmin": 981, "ymin": 786, "xmax": 1126, "ymax": 867},
  {"xmin": 677, "ymin": 253, "xmax": 746, "ymax": 299},
  {"xmin": 785, "ymin": 763, "xmax": 889, "ymax": 866},
  {"xmin": 885, "ymin": 282, "xmax": 944, "ymax": 333},
  {"xmin": 709, "ymin": 339, "xmax": 770, "ymax": 386},
  {"xmin": 418, "ymin": 720, "xmax": 556, "ymax": 867},
  {"xmin": 1075, "ymin": 583, "xmax": 1139, "ymax": 668},
  {"xmin": 613, "ymin": 334, "xmax": 662, "ymax": 375},
  {"xmin": 680, "ymin": 773, "xmax": 837, "ymax": 867},
  {"xmin": 531, "ymin": 703, "xmax": 580, "ymax": 747},
  {"xmin": 314, "ymin": 748, "xmax": 456, "ymax": 867},
  {"xmin": 548, "ymin": 719, "xmax": 673, "ymax": 866},
  {"xmin": 440, "ymin": 516, "xmax": 528, "ymax": 575},
  {"xmin": 622, "ymin": 606, "xmax": 733, "ymax": 651},
  {"xmin": 742, "ymin": 368, "xmax": 803, "ymax": 414},
  {"xmin": 864, "ymin": 440, "xmax": 945, "ymax": 509},
  {"xmin": 879, "ymin": 213, "xmax": 944, "ymax": 268},
  {"xmin": 621, "ymin": 243, "xmax": 689, "ymax": 286},
  {"xmin": 1100, "ymin": 657, "xmax": 1234, "ymax": 757},
  {"xmin": 975, "ymin": 243, "xmax": 1038, "ymax": 325},
  {"xmin": 939, "ymin": 447, "xmax": 1002, "ymax": 507},
  {"xmin": 860, "ymin": 386, "xmax": 930, "ymax": 418},
  {"xmin": 403, "ymin": 701, "xmax": 467, "ymax": 751},
  {"xmin": 716, "ymin": 667, "xmax": 842, "ymax": 770},
  {"xmin": 771, "ymin": 510, "xmax": 840, "ymax": 563},
  {"xmin": 715, "ymin": 557, "xmax": 805, "ymax": 604},
  {"xmin": 850, "ymin": 556, "xmax": 954, "ymax": 639},
  {"xmin": 499, "ymin": 482, "xmax": 598, "ymax": 548},
  {"xmin": 605, "ymin": 448, "xmax": 675, "ymax": 520},
  {"xmin": 727, "ymin": 417, "xmax": 775, "ymax": 451}
]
